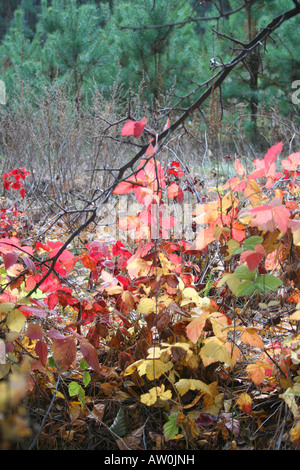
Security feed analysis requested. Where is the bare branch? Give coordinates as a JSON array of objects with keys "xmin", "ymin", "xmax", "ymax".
[
  {"xmin": 108, "ymin": 2, "xmax": 300, "ymax": 199},
  {"xmin": 211, "ymin": 27, "xmax": 246, "ymax": 46}
]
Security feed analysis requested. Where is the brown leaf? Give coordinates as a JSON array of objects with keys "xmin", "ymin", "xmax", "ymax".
[
  {"xmin": 116, "ymin": 425, "xmax": 144, "ymax": 450},
  {"xmin": 52, "ymin": 336, "xmax": 77, "ymax": 369},
  {"xmin": 87, "ymin": 403, "xmax": 106, "ymax": 423}
]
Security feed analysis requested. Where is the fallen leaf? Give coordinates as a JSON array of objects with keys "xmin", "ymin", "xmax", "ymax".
[{"xmin": 236, "ymin": 392, "xmax": 252, "ymax": 415}]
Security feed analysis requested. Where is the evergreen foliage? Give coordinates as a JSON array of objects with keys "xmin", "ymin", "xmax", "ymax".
[{"xmin": 0, "ymin": 0, "xmax": 299, "ymax": 127}]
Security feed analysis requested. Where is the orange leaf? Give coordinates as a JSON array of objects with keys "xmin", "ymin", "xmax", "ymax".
[
  {"xmin": 236, "ymin": 392, "xmax": 252, "ymax": 415},
  {"xmin": 241, "ymin": 328, "xmax": 264, "ymax": 349},
  {"xmin": 192, "ymin": 227, "xmax": 218, "ymax": 251},
  {"xmin": 167, "ymin": 182, "xmax": 179, "ymax": 199},
  {"xmin": 81, "ymin": 254, "xmax": 97, "ymax": 272},
  {"xmin": 246, "ymin": 361, "xmax": 269, "ymax": 385},
  {"xmin": 186, "ymin": 312, "xmax": 210, "ymax": 343},
  {"xmin": 234, "ymin": 158, "xmax": 245, "ymax": 178}
]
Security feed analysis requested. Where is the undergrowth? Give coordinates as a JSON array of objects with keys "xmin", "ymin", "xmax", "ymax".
[{"xmin": 0, "ymin": 112, "xmax": 299, "ymax": 451}]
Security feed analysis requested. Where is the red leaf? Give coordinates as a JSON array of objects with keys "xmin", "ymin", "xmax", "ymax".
[
  {"xmin": 21, "ymin": 305, "xmax": 47, "ymax": 318},
  {"xmin": 80, "ymin": 341, "xmax": 101, "ymax": 374},
  {"xmin": 35, "ymin": 340, "xmax": 48, "ymax": 366},
  {"xmin": 163, "ymin": 117, "xmax": 171, "ymax": 131},
  {"xmin": 264, "ymin": 141, "xmax": 282, "ymax": 168},
  {"xmin": 240, "ymin": 244, "xmax": 266, "ymax": 272},
  {"xmin": 3, "ymin": 252, "xmax": 18, "ymax": 270},
  {"xmin": 121, "ymin": 117, "xmax": 147, "ymax": 137},
  {"xmin": 47, "ymin": 292, "xmax": 58, "ymax": 310},
  {"xmin": 22, "ymin": 256, "xmax": 36, "ymax": 273},
  {"xmin": 48, "ymin": 328, "xmax": 66, "ymax": 340},
  {"xmin": 112, "ymin": 180, "xmax": 135, "ymax": 195},
  {"xmin": 26, "ymin": 323, "xmax": 44, "ymax": 341},
  {"xmin": 234, "ymin": 159, "xmax": 245, "ymax": 178},
  {"xmin": 249, "ymin": 199, "xmax": 291, "ymax": 234},
  {"xmin": 167, "ymin": 182, "xmax": 179, "ymax": 199}
]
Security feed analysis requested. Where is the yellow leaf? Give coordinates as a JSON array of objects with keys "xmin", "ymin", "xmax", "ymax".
[
  {"xmin": 290, "ymin": 421, "xmax": 300, "ymax": 448},
  {"xmin": 290, "ymin": 310, "xmax": 300, "ymax": 321},
  {"xmin": 105, "ymin": 285, "xmax": 123, "ymax": 295},
  {"xmin": 147, "ymin": 346, "xmax": 163, "ymax": 359},
  {"xmin": 6, "ymin": 309, "xmax": 26, "ymax": 332},
  {"xmin": 0, "ymin": 302, "xmax": 15, "ymax": 313},
  {"xmin": 174, "ymin": 378, "xmax": 212, "ymax": 397},
  {"xmin": 225, "ymin": 239, "xmax": 241, "ymax": 260},
  {"xmin": 181, "ymin": 287, "xmax": 199, "ymax": 301},
  {"xmin": 224, "ymin": 342, "xmax": 240, "ymax": 366},
  {"xmin": 69, "ymin": 401, "xmax": 82, "ymax": 423},
  {"xmin": 127, "ymin": 258, "xmax": 151, "ymax": 279},
  {"xmin": 159, "ymin": 253, "xmax": 177, "ymax": 271},
  {"xmin": 140, "ymin": 384, "xmax": 172, "ymax": 406},
  {"xmin": 243, "ymin": 179, "xmax": 262, "ymax": 205},
  {"xmin": 202, "ymin": 393, "xmax": 224, "ymax": 416},
  {"xmin": 200, "ymin": 337, "xmax": 233, "ymax": 367},
  {"xmin": 136, "ymin": 297, "xmax": 156, "ymax": 314},
  {"xmin": 137, "ymin": 359, "xmax": 173, "ymax": 380},
  {"xmin": 123, "ymin": 359, "xmax": 144, "ymax": 377},
  {"xmin": 209, "ymin": 311, "xmax": 229, "ymax": 341},
  {"xmin": 217, "ymin": 273, "xmax": 241, "ymax": 294},
  {"xmin": 293, "ymin": 228, "xmax": 300, "ymax": 246},
  {"xmin": 280, "ymin": 388, "xmax": 299, "ymax": 418},
  {"xmin": 221, "ymin": 192, "xmax": 239, "ymax": 212}
]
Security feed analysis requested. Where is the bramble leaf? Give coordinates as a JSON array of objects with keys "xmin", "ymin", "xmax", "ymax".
[
  {"xmin": 121, "ymin": 117, "xmax": 147, "ymax": 137},
  {"xmin": 140, "ymin": 384, "xmax": 172, "ymax": 406},
  {"xmin": 254, "ymin": 274, "xmax": 282, "ymax": 292},
  {"xmin": 174, "ymin": 378, "xmax": 212, "ymax": 397},
  {"xmin": 52, "ymin": 336, "xmax": 77, "ymax": 369}
]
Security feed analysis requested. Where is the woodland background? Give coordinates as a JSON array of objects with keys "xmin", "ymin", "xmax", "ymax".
[{"xmin": 0, "ymin": 0, "xmax": 299, "ymax": 452}]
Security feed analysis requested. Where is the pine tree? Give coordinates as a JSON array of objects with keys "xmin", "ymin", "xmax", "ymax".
[
  {"xmin": 0, "ymin": 7, "xmax": 42, "ymax": 89},
  {"xmin": 38, "ymin": 0, "xmax": 111, "ymax": 97},
  {"xmin": 107, "ymin": 0, "xmax": 201, "ymax": 106}
]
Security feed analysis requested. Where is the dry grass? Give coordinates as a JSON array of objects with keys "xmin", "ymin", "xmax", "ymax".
[{"xmin": 0, "ymin": 78, "xmax": 299, "ymax": 229}]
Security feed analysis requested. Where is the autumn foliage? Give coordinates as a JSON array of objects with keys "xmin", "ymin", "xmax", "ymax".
[{"xmin": 0, "ymin": 120, "xmax": 300, "ymax": 450}]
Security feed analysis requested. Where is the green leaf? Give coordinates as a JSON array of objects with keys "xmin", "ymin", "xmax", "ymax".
[
  {"xmin": 234, "ymin": 265, "xmax": 257, "ymax": 280},
  {"xmin": 163, "ymin": 412, "xmax": 181, "ymax": 440},
  {"xmin": 236, "ymin": 281, "xmax": 256, "ymax": 297},
  {"xmin": 48, "ymin": 357, "xmax": 56, "ymax": 368},
  {"xmin": 80, "ymin": 359, "xmax": 89, "ymax": 370},
  {"xmin": 68, "ymin": 381, "xmax": 85, "ymax": 408},
  {"xmin": 109, "ymin": 407, "xmax": 126, "ymax": 438},
  {"xmin": 69, "ymin": 381, "xmax": 85, "ymax": 399},
  {"xmin": 254, "ymin": 274, "xmax": 283, "ymax": 293},
  {"xmin": 83, "ymin": 370, "xmax": 91, "ymax": 387},
  {"xmin": 243, "ymin": 236, "xmax": 263, "ymax": 250}
]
